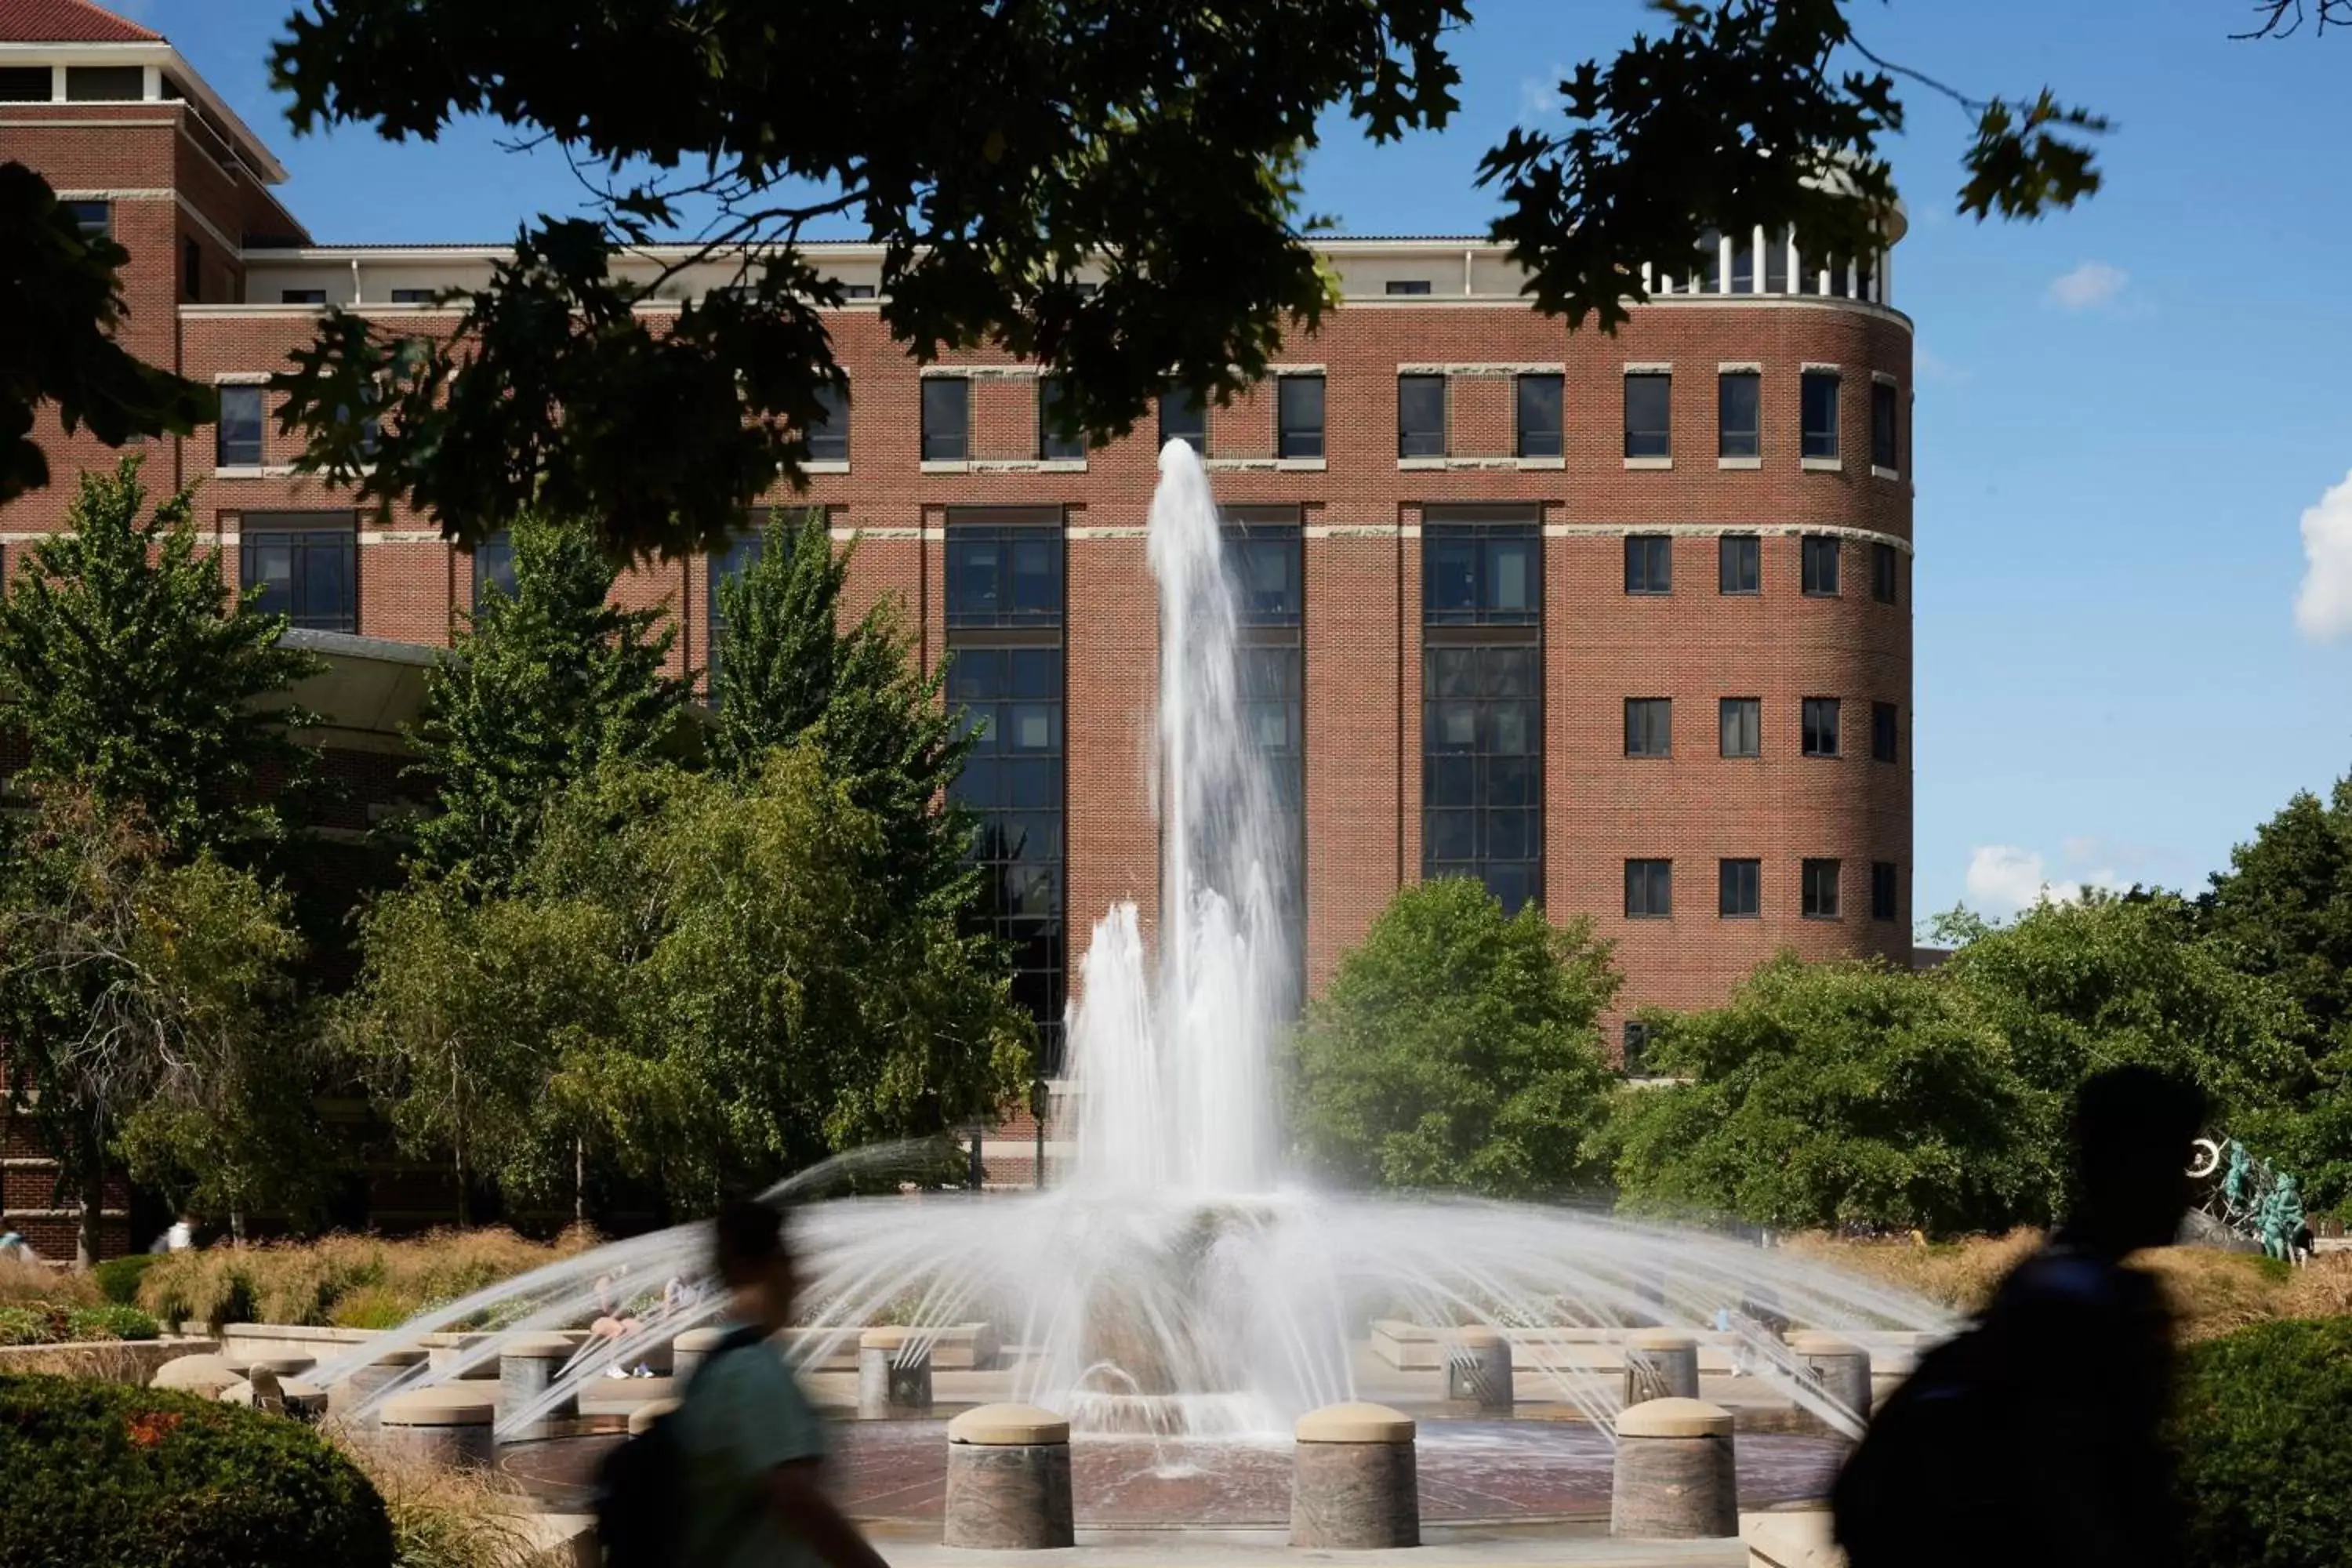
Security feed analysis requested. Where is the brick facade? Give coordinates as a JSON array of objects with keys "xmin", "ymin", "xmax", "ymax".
[{"xmin": 2, "ymin": 18, "xmax": 1914, "ymax": 1218}]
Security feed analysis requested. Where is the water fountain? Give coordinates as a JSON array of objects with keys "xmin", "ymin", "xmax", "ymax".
[{"xmin": 307, "ymin": 441, "xmax": 1953, "ymax": 1526}]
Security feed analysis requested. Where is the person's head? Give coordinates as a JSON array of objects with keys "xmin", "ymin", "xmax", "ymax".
[
  {"xmin": 2067, "ymin": 1065, "xmax": 2207, "ymax": 1256},
  {"xmin": 713, "ymin": 1195, "xmax": 795, "ymax": 1327}
]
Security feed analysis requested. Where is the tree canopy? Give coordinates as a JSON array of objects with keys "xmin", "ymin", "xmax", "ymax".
[
  {"xmin": 260, "ymin": 0, "xmax": 2121, "ymax": 557},
  {"xmin": 0, "ymin": 460, "xmax": 321, "ymax": 857},
  {"xmin": 1292, "ymin": 877, "xmax": 1619, "ymax": 1200}
]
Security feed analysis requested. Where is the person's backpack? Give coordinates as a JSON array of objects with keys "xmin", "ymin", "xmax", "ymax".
[
  {"xmin": 594, "ymin": 1323, "xmax": 768, "ymax": 1568},
  {"xmin": 1831, "ymin": 1323, "xmax": 2003, "ymax": 1568}
]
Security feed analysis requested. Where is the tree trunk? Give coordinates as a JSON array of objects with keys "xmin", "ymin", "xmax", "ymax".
[
  {"xmin": 74, "ymin": 1153, "xmax": 103, "ymax": 1269},
  {"xmin": 230, "ymin": 1207, "xmax": 247, "ymax": 1247},
  {"xmin": 574, "ymin": 1136, "xmax": 586, "ymax": 1230}
]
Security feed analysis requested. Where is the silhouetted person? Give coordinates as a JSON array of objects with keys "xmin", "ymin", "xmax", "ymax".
[
  {"xmin": 1834, "ymin": 1065, "xmax": 2205, "ymax": 1568},
  {"xmin": 674, "ymin": 1197, "xmax": 888, "ymax": 1568}
]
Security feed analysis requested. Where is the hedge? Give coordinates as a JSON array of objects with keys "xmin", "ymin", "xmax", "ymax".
[
  {"xmin": 2174, "ymin": 1316, "xmax": 2352, "ymax": 1568},
  {"xmin": 92, "ymin": 1254, "xmax": 162, "ymax": 1306},
  {"xmin": 0, "ymin": 1374, "xmax": 394, "ymax": 1568},
  {"xmin": 0, "ymin": 1303, "xmax": 160, "ymax": 1346}
]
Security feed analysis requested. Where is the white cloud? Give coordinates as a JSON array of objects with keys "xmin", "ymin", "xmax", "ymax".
[
  {"xmin": 1964, "ymin": 845, "xmax": 2127, "ymax": 920},
  {"xmin": 2048, "ymin": 260, "xmax": 2129, "ymax": 311},
  {"xmin": 2292, "ymin": 469, "xmax": 2352, "ymax": 642},
  {"xmin": 1515, "ymin": 64, "xmax": 1568, "ymax": 129}
]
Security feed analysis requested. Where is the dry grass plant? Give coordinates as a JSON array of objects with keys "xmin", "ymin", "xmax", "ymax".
[
  {"xmin": 0, "ymin": 1342, "xmax": 155, "ymax": 1381},
  {"xmin": 327, "ymin": 1421, "xmax": 561, "ymax": 1568},
  {"xmin": 0, "ymin": 1254, "xmax": 99, "ymax": 1308},
  {"xmin": 138, "ymin": 1228, "xmax": 596, "ymax": 1329}
]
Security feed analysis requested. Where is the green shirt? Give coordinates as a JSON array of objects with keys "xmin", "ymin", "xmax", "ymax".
[{"xmin": 673, "ymin": 1326, "xmax": 827, "ymax": 1568}]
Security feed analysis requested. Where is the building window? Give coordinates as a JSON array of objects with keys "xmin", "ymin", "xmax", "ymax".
[
  {"xmin": 1160, "ymin": 381, "xmax": 1207, "ymax": 452},
  {"xmin": 1624, "ymin": 699, "xmax": 1671, "ymax": 758},
  {"xmin": 1515, "ymin": 373, "xmax": 1563, "ymax": 459},
  {"xmin": 1871, "ymin": 861, "xmax": 1900, "ymax": 922},
  {"xmin": 839, "ymin": 282, "xmax": 877, "ymax": 300},
  {"xmin": 1277, "ymin": 374, "xmax": 1325, "ymax": 460},
  {"xmin": 183, "ymin": 238, "xmax": 201, "ymax": 302},
  {"xmin": 1719, "ymin": 698, "xmax": 1760, "ymax": 758},
  {"xmin": 1802, "ymin": 698, "xmax": 1842, "ymax": 757},
  {"xmin": 1764, "ymin": 227, "xmax": 1791, "ymax": 292},
  {"xmin": 1871, "ymin": 541, "xmax": 1899, "ymax": 604},
  {"xmin": 241, "ymin": 514, "xmax": 356, "ymax": 632},
  {"xmin": 1871, "ymin": 379, "xmax": 1900, "ymax": 471},
  {"xmin": 0, "ymin": 67, "xmax": 49, "ymax": 102},
  {"xmin": 1624, "ymin": 858, "xmax": 1672, "ymax": 918},
  {"xmin": 946, "ymin": 520, "xmax": 1064, "ymax": 630},
  {"xmin": 1425, "ymin": 509, "xmax": 1542, "ymax": 913},
  {"xmin": 807, "ymin": 382, "xmax": 848, "ymax": 463},
  {"xmin": 1693, "ymin": 229, "xmax": 1723, "ymax": 292},
  {"xmin": 1871, "ymin": 701, "xmax": 1899, "ymax": 764},
  {"xmin": 1719, "ymin": 858, "xmax": 1761, "ymax": 918},
  {"xmin": 1624, "ymin": 535, "xmax": 1671, "ymax": 595},
  {"xmin": 63, "ymin": 200, "xmax": 110, "ymax": 238},
  {"xmin": 1802, "ymin": 535, "xmax": 1841, "ymax": 596},
  {"xmin": 281, "ymin": 289, "xmax": 327, "ymax": 305},
  {"xmin": 1718, "ymin": 371, "xmax": 1759, "ymax": 459},
  {"xmin": 1719, "ymin": 535, "xmax": 1760, "ymax": 595},
  {"xmin": 1385, "ymin": 279, "xmax": 1432, "ymax": 296},
  {"xmin": 216, "ymin": 386, "xmax": 263, "ymax": 468},
  {"xmin": 1424, "ymin": 643, "xmax": 1542, "ymax": 913},
  {"xmin": 1038, "ymin": 377, "xmax": 1086, "ymax": 460},
  {"xmin": 1622, "ymin": 1021, "xmax": 1650, "ymax": 1075},
  {"xmin": 920, "ymin": 378, "xmax": 970, "ymax": 462},
  {"xmin": 1424, "ymin": 517, "xmax": 1538, "ymax": 626},
  {"xmin": 1228, "ymin": 512, "xmax": 1305, "ymax": 1011},
  {"xmin": 1397, "ymin": 374, "xmax": 1446, "ymax": 458},
  {"xmin": 1624, "ymin": 372, "xmax": 1671, "ymax": 459},
  {"xmin": 473, "ymin": 530, "xmax": 516, "ymax": 604},
  {"xmin": 947, "ymin": 507, "xmax": 1067, "ymax": 1072},
  {"xmin": 1802, "ymin": 858, "xmax": 1842, "ymax": 919},
  {"xmin": 389, "ymin": 288, "xmax": 438, "ymax": 304},
  {"xmin": 65, "ymin": 66, "xmax": 143, "ymax": 101},
  {"xmin": 1226, "ymin": 515, "xmax": 1304, "ymax": 626},
  {"xmin": 1801, "ymin": 370, "xmax": 1840, "ymax": 459}
]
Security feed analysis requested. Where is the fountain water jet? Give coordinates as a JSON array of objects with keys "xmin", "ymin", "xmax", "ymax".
[{"xmin": 325, "ymin": 441, "xmax": 1955, "ymax": 1464}]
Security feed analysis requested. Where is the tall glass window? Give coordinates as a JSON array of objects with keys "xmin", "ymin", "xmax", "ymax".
[
  {"xmin": 1802, "ymin": 370, "xmax": 1840, "ymax": 459},
  {"xmin": 1038, "ymin": 378, "xmax": 1087, "ymax": 461},
  {"xmin": 920, "ymin": 378, "xmax": 970, "ymax": 461},
  {"xmin": 216, "ymin": 386, "xmax": 263, "ymax": 468},
  {"xmin": 1160, "ymin": 382, "xmax": 1207, "ymax": 452},
  {"xmin": 1718, "ymin": 372, "xmax": 1760, "ymax": 459},
  {"xmin": 1515, "ymin": 374, "xmax": 1563, "ymax": 459},
  {"xmin": 946, "ymin": 508, "xmax": 1067, "ymax": 1071},
  {"xmin": 1624, "ymin": 373, "xmax": 1671, "ymax": 459},
  {"xmin": 1397, "ymin": 375, "xmax": 1447, "ymax": 458},
  {"xmin": 1423, "ymin": 510, "xmax": 1541, "ymax": 913},
  {"xmin": 807, "ymin": 382, "xmax": 848, "ymax": 463},
  {"xmin": 472, "ymin": 530, "xmax": 516, "ymax": 604},
  {"xmin": 1225, "ymin": 509, "xmax": 1305, "ymax": 1014},
  {"xmin": 1871, "ymin": 379, "xmax": 1900, "ymax": 471},
  {"xmin": 1276, "ymin": 376, "xmax": 1325, "ymax": 460},
  {"xmin": 241, "ymin": 513, "xmax": 355, "ymax": 632}
]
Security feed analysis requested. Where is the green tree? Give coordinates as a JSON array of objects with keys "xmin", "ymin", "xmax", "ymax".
[
  {"xmin": 264, "ymin": 2, "xmax": 2118, "ymax": 557},
  {"xmin": 0, "ymin": 163, "xmax": 214, "ymax": 503},
  {"xmin": 0, "ymin": 789, "xmax": 303, "ymax": 1263},
  {"xmin": 713, "ymin": 511, "xmax": 981, "ymax": 922},
  {"xmin": 1607, "ymin": 955, "xmax": 2038, "ymax": 1235},
  {"xmin": 1293, "ymin": 877, "xmax": 1618, "ymax": 1200},
  {"xmin": 0, "ymin": 459, "xmax": 321, "ymax": 856},
  {"xmin": 405, "ymin": 512, "xmax": 683, "ymax": 890}
]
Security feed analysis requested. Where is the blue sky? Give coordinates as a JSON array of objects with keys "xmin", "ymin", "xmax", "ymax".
[{"xmin": 129, "ymin": 0, "xmax": 2352, "ymax": 925}]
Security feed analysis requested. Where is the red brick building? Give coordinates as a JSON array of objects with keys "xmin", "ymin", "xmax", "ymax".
[{"xmin": 3, "ymin": 5, "xmax": 1912, "ymax": 1212}]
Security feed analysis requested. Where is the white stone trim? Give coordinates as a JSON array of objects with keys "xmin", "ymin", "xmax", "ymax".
[
  {"xmin": 52, "ymin": 186, "xmax": 170, "ymax": 201},
  {"xmin": 1718, "ymin": 456, "xmax": 1763, "ymax": 470},
  {"xmin": 1622, "ymin": 362, "xmax": 1673, "ymax": 375},
  {"xmin": 1302, "ymin": 524, "xmax": 1405, "ymax": 539},
  {"xmin": 173, "ymin": 192, "xmax": 243, "ymax": 259},
  {"xmin": 1065, "ymin": 527, "xmax": 1149, "ymax": 541},
  {"xmin": 1623, "ymin": 456, "xmax": 1674, "ymax": 471},
  {"xmin": 1394, "ymin": 362, "xmax": 1566, "ymax": 377},
  {"xmin": 1801, "ymin": 361, "xmax": 1843, "ymax": 376},
  {"xmin": 1801, "ymin": 456, "xmax": 1845, "ymax": 473},
  {"xmin": 1532, "ymin": 521, "xmax": 1914, "ymax": 556},
  {"xmin": 212, "ymin": 372, "xmax": 271, "ymax": 385},
  {"xmin": 803, "ymin": 459, "xmax": 849, "ymax": 475},
  {"xmin": 1871, "ymin": 465, "xmax": 1901, "ymax": 482},
  {"xmin": 917, "ymin": 365, "xmax": 1038, "ymax": 381},
  {"xmin": 208, "ymin": 465, "xmax": 296, "ymax": 479},
  {"xmin": 919, "ymin": 460, "xmax": 971, "ymax": 474},
  {"xmin": 358, "ymin": 530, "xmax": 443, "ymax": 546},
  {"xmin": 1717, "ymin": 361, "xmax": 1762, "ymax": 374},
  {"xmin": 1871, "ymin": 370, "xmax": 1900, "ymax": 387},
  {"xmin": 943, "ymin": 457, "xmax": 1087, "ymax": 474},
  {"xmin": 1269, "ymin": 364, "xmax": 1327, "ymax": 376}
]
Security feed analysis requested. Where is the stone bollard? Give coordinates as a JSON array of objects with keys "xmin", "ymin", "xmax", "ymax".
[
  {"xmin": 1623, "ymin": 1330, "xmax": 1700, "ymax": 1406},
  {"xmin": 1610, "ymin": 1397, "xmax": 1737, "ymax": 1540},
  {"xmin": 1290, "ymin": 1402, "xmax": 1420, "ymax": 1550},
  {"xmin": 859, "ymin": 1328, "xmax": 935, "ymax": 1417},
  {"xmin": 499, "ymin": 1333, "xmax": 577, "ymax": 1441},
  {"xmin": 943, "ymin": 1404, "xmax": 1074, "ymax": 1549},
  {"xmin": 224, "ymin": 1350, "xmax": 315, "ymax": 1383},
  {"xmin": 1791, "ymin": 1332, "xmax": 1873, "ymax": 1429},
  {"xmin": 1443, "ymin": 1325, "xmax": 1512, "ymax": 1413},
  {"xmin": 151, "ymin": 1353, "xmax": 239, "ymax": 1399},
  {"xmin": 340, "ymin": 1346, "xmax": 428, "ymax": 1430},
  {"xmin": 379, "ymin": 1386, "xmax": 498, "ymax": 1468},
  {"xmin": 672, "ymin": 1326, "xmax": 728, "ymax": 1385}
]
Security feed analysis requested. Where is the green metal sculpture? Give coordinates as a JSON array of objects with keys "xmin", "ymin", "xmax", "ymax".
[{"xmin": 2189, "ymin": 1137, "xmax": 2310, "ymax": 1263}]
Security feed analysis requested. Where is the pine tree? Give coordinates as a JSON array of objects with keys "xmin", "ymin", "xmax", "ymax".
[
  {"xmin": 712, "ymin": 510, "xmax": 982, "ymax": 920},
  {"xmin": 0, "ymin": 459, "xmax": 321, "ymax": 856},
  {"xmin": 406, "ymin": 513, "xmax": 684, "ymax": 891}
]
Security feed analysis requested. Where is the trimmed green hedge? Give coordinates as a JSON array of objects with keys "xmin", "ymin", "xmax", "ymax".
[
  {"xmin": 92, "ymin": 1253, "xmax": 162, "ymax": 1306},
  {"xmin": 2175, "ymin": 1316, "xmax": 2352, "ymax": 1568},
  {"xmin": 0, "ymin": 1374, "xmax": 394, "ymax": 1568}
]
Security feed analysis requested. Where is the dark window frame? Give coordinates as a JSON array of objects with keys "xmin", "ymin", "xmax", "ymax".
[
  {"xmin": 1422, "ymin": 634, "xmax": 1543, "ymax": 916},
  {"xmin": 1871, "ymin": 541, "xmax": 1899, "ymax": 604},
  {"xmin": 1803, "ymin": 858, "xmax": 1842, "ymax": 920},
  {"xmin": 920, "ymin": 377, "xmax": 971, "ymax": 462},
  {"xmin": 1515, "ymin": 373, "xmax": 1563, "ymax": 459},
  {"xmin": 1422, "ymin": 516, "xmax": 1540, "ymax": 626},
  {"xmin": 281, "ymin": 289, "xmax": 328, "ymax": 305},
  {"xmin": 239, "ymin": 513, "xmax": 358, "ymax": 633},
  {"xmin": 1622, "ymin": 1021, "xmax": 1651, "ymax": 1076},
  {"xmin": 182, "ymin": 238, "xmax": 201, "ymax": 303},
  {"xmin": 1276, "ymin": 374, "xmax": 1326, "ymax": 460},
  {"xmin": 216, "ymin": 385, "xmax": 264, "ymax": 469},
  {"xmin": 1719, "ymin": 535, "xmax": 1761, "ymax": 595},
  {"xmin": 1624, "ymin": 534, "xmax": 1672, "ymax": 596},
  {"xmin": 1801, "ymin": 369, "xmax": 1841, "ymax": 460},
  {"xmin": 1871, "ymin": 378, "xmax": 1900, "ymax": 472},
  {"xmin": 1385, "ymin": 279, "xmax": 1433, "ymax": 296},
  {"xmin": 806, "ymin": 381, "xmax": 848, "ymax": 463},
  {"xmin": 1801, "ymin": 535, "xmax": 1842, "ymax": 597},
  {"xmin": 1037, "ymin": 377, "xmax": 1086, "ymax": 461},
  {"xmin": 1802, "ymin": 697, "xmax": 1842, "ymax": 758},
  {"xmin": 1397, "ymin": 374, "xmax": 1447, "ymax": 459},
  {"xmin": 1159, "ymin": 381, "xmax": 1208, "ymax": 452},
  {"xmin": 1719, "ymin": 858, "xmax": 1762, "ymax": 918},
  {"xmin": 1624, "ymin": 698, "xmax": 1672, "ymax": 758},
  {"xmin": 1718, "ymin": 370, "xmax": 1760, "ymax": 459},
  {"xmin": 1624, "ymin": 372, "xmax": 1671, "ymax": 459},
  {"xmin": 1871, "ymin": 861, "xmax": 1900, "ymax": 923},
  {"xmin": 472, "ymin": 529, "xmax": 516, "ymax": 606},
  {"xmin": 1624, "ymin": 858, "xmax": 1673, "ymax": 919},
  {"xmin": 63, "ymin": 199, "xmax": 110, "ymax": 238},
  {"xmin": 1719, "ymin": 697, "xmax": 1761, "ymax": 759},
  {"xmin": 945, "ymin": 509, "xmax": 1066, "ymax": 632},
  {"xmin": 1871, "ymin": 701, "xmax": 1900, "ymax": 764}
]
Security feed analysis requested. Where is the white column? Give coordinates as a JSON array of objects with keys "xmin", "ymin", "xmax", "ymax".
[
  {"xmin": 1878, "ymin": 249, "xmax": 1892, "ymax": 307},
  {"xmin": 1846, "ymin": 257, "xmax": 1859, "ymax": 299},
  {"xmin": 1463, "ymin": 248, "xmax": 1474, "ymax": 297},
  {"xmin": 1640, "ymin": 261, "xmax": 1654, "ymax": 294},
  {"xmin": 1717, "ymin": 231, "xmax": 1734, "ymax": 294},
  {"xmin": 142, "ymin": 64, "xmax": 162, "ymax": 101},
  {"xmin": 1787, "ymin": 233, "xmax": 1802, "ymax": 294},
  {"xmin": 50, "ymin": 64, "xmax": 66, "ymax": 102},
  {"xmin": 350, "ymin": 256, "xmax": 364, "ymax": 306},
  {"xmin": 1751, "ymin": 226, "xmax": 1767, "ymax": 292}
]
